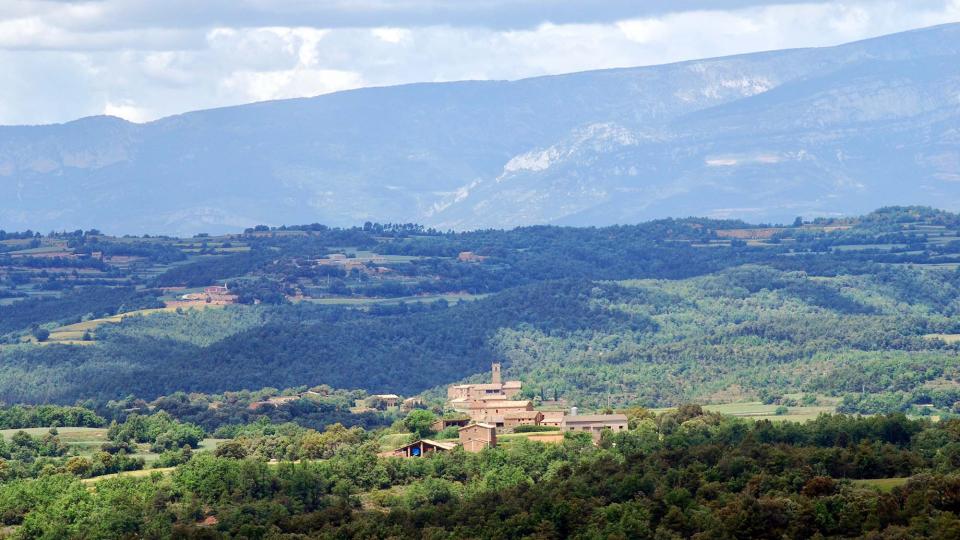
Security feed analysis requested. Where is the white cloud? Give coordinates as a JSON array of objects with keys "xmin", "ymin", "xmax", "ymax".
[
  {"xmin": 103, "ymin": 100, "xmax": 150, "ymax": 122},
  {"xmin": 371, "ymin": 27, "xmax": 411, "ymax": 44},
  {"xmin": 220, "ymin": 68, "xmax": 363, "ymax": 102},
  {"xmin": 0, "ymin": 1, "xmax": 957, "ymax": 124}
]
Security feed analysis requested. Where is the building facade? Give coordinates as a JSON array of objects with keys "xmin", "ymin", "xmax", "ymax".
[
  {"xmin": 561, "ymin": 414, "xmax": 629, "ymax": 440},
  {"xmin": 458, "ymin": 423, "xmax": 497, "ymax": 453}
]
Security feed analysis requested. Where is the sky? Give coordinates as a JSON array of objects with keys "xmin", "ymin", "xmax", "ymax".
[{"xmin": 1, "ymin": 0, "xmax": 959, "ymax": 125}]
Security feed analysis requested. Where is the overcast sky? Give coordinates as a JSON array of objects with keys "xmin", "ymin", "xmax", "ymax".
[{"xmin": 2, "ymin": 0, "xmax": 959, "ymax": 125}]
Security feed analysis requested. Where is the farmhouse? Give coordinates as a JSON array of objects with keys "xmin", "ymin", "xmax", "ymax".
[
  {"xmin": 458, "ymin": 423, "xmax": 497, "ymax": 453},
  {"xmin": 248, "ymin": 395, "xmax": 301, "ymax": 410},
  {"xmin": 401, "ymin": 397, "xmax": 423, "ymax": 411},
  {"xmin": 370, "ymin": 394, "xmax": 400, "ymax": 408},
  {"xmin": 457, "ymin": 251, "xmax": 488, "ymax": 263},
  {"xmin": 561, "ymin": 414, "xmax": 629, "ymax": 440}
]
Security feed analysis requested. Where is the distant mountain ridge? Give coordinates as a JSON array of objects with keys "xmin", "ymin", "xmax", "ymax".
[{"xmin": 1, "ymin": 23, "xmax": 959, "ymax": 235}]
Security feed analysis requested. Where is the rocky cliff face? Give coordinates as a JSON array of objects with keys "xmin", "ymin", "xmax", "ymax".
[{"xmin": 1, "ymin": 24, "xmax": 958, "ymax": 234}]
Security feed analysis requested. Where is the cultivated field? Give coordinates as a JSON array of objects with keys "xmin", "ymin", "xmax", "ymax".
[{"xmin": 653, "ymin": 401, "xmax": 837, "ymax": 422}]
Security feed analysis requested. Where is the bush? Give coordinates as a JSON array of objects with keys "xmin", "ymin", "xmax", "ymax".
[
  {"xmin": 154, "ymin": 446, "xmax": 193, "ymax": 468},
  {"xmin": 513, "ymin": 425, "xmax": 561, "ymax": 433},
  {"xmin": 403, "ymin": 410, "xmax": 436, "ymax": 438},
  {"xmin": 437, "ymin": 426, "xmax": 460, "ymax": 439}
]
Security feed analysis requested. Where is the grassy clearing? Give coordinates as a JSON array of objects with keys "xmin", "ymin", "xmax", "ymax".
[
  {"xmin": 379, "ymin": 433, "xmax": 414, "ymax": 452},
  {"xmin": 8, "ymin": 245, "xmax": 69, "ymax": 255},
  {"xmin": 704, "ymin": 402, "xmax": 836, "ymax": 422},
  {"xmin": 924, "ymin": 334, "xmax": 960, "ymax": 344},
  {"xmin": 651, "ymin": 402, "xmax": 836, "ymax": 423},
  {"xmin": 360, "ymin": 485, "xmax": 412, "ymax": 512},
  {"xmin": 850, "ymin": 477, "xmax": 910, "ymax": 492},
  {"xmin": 82, "ymin": 454, "xmax": 308, "ymax": 485},
  {"xmin": 82, "ymin": 467, "xmax": 175, "ymax": 485},
  {"xmin": 0, "ymin": 428, "xmax": 224, "ymax": 468},
  {"xmin": 0, "ymin": 427, "xmax": 108, "ymax": 443},
  {"xmin": 46, "ymin": 304, "xmax": 226, "ymax": 341}
]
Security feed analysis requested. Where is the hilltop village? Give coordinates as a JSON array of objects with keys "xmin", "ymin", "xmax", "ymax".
[{"xmin": 383, "ymin": 363, "xmax": 628, "ymax": 457}]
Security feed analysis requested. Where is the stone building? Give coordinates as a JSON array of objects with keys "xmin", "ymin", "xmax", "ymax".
[
  {"xmin": 561, "ymin": 414, "xmax": 629, "ymax": 440},
  {"xmin": 447, "ymin": 363, "xmax": 524, "ymax": 406},
  {"xmin": 458, "ymin": 423, "xmax": 497, "ymax": 453}
]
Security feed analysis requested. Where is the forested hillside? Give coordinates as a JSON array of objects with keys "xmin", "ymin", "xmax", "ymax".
[
  {"xmin": 1, "ymin": 207, "xmax": 960, "ymax": 414},
  {"xmin": 6, "ymin": 410, "xmax": 960, "ymax": 538}
]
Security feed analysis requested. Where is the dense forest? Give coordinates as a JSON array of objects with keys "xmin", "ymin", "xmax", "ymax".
[
  {"xmin": 0, "ymin": 264, "xmax": 958, "ymax": 411},
  {"xmin": 1, "ymin": 207, "xmax": 960, "ymax": 413},
  {"xmin": 5, "ymin": 409, "xmax": 960, "ymax": 538}
]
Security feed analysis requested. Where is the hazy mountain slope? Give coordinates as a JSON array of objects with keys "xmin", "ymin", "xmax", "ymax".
[{"xmin": 1, "ymin": 24, "xmax": 958, "ymax": 234}]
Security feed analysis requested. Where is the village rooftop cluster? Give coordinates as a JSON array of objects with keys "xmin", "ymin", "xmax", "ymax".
[{"xmin": 383, "ymin": 363, "xmax": 628, "ymax": 457}]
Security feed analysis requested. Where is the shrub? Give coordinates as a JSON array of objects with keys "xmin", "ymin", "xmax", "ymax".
[{"xmin": 513, "ymin": 425, "xmax": 561, "ymax": 433}]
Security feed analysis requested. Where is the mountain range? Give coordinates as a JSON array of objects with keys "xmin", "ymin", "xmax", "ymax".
[{"xmin": 1, "ymin": 23, "xmax": 959, "ymax": 235}]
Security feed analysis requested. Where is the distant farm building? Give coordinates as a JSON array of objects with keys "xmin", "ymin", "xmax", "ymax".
[
  {"xmin": 313, "ymin": 253, "xmax": 388, "ymax": 274},
  {"xmin": 457, "ymin": 251, "xmax": 488, "ymax": 263},
  {"xmin": 401, "ymin": 397, "xmax": 423, "ymax": 411},
  {"xmin": 370, "ymin": 394, "xmax": 400, "ymax": 408},
  {"xmin": 248, "ymin": 395, "xmax": 301, "ymax": 410},
  {"xmin": 171, "ymin": 282, "xmax": 236, "ymax": 307}
]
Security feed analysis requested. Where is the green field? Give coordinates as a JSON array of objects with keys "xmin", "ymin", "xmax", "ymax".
[
  {"xmin": 924, "ymin": 333, "xmax": 960, "ymax": 344},
  {"xmin": 850, "ymin": 477, "xmax": 910, "ymax": 492},
  {"xmin": 0, "ymin": 427, "xmax": 108, "ymax": 444},
  {"xmin": 705, "ymin": 402, "xmax": 836, "ymax": 422},
  {"xmin": 42, "ymin": 304, "xmax": 227, "ymax": 343},
  {"xmin": 651, "ymin": 402, "xmax": 837, "ymax": 422},
  {"xmin": 379, "ymin": 432, "xmax": 414, "ymax": 452},
  {"xmin": 81, "ymin": 467, "xmax": 175, "ymax": 485},
  {"xmin": 0, "ymin": 427, "xmax": 224, "ymax": 469}
]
